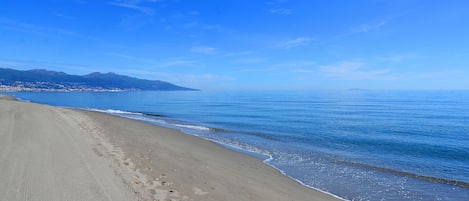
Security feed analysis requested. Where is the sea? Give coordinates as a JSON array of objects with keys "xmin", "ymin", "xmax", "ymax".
[{"xmin": 6, "ymin": 90, "xmax": 469, "ymax": 201}]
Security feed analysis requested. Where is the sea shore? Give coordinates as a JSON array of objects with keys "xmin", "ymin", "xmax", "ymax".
[{"xmin": 0, "ymin": 95, "xmax": 340, "ymax": 201}]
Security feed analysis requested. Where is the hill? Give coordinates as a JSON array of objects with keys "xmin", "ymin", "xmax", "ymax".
[{"xmin": 0, "ymin": 68, "xmax": 196, "ymax": 92}]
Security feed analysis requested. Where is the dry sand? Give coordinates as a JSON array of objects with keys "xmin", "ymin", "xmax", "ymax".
[{"xmin": 0, "ymin": 95, "xmax": 341, "ymax": 201}]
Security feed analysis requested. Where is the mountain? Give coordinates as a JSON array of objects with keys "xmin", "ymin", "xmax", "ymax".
[{"xmin": 0, "ymin": 68, "xmax": 196, "ymax": 92}]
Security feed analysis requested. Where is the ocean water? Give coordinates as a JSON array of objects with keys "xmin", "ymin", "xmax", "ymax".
[{"xmin": 7, "ymin": 90, "xmax": 469, "ymax": 200}]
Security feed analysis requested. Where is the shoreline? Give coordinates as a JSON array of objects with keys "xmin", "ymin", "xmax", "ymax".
[
  {"xmin": 0, "ymin": 95, "xmax": 341, "ymax": 201},
  {"xmin": 89, "ymin": 108, "xmax": 347, "ymax": 200}
]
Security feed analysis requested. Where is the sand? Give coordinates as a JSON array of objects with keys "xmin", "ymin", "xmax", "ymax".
[{"xmin": 0, "ymin": 95, "xmax": 341, "ymax": 201}]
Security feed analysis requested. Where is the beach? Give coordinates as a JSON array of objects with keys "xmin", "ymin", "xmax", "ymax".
[{"xmin": 0, "ymin": 95, "xmax": 340, "ymax": 201}]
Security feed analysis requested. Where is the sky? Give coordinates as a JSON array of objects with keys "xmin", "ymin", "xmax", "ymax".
[{"xmin": 1, "ymin": 0, "xmax": 469, "ymax": 90}]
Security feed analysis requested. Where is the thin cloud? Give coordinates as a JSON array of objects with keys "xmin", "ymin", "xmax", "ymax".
[
  {"xmin": 190, "ymin": 46, "xmax": 218, "ymax": 55},
  {"xmin": 179, "ymin": 73, "xmax": 235, "ymax": 83},
  {"xmin": 232, "ymin": 57, "xmax": 266, "ymax": 64},
  {"xmin": 106, "ymin": 52, "xmax": 155, "ymax": 63},
  {"xmin": 188, "ymin": 11, "xmax": 200, "ymax": 16},
  {"xmin": 292, "ymin": 68, "xmax": 315, "ymax": 73},
  {"xmin": 0, "ymin": 18, "xmax": 89, "ymax": 39},
  {"xmin": 278, "ymin": 37, "xmax": 314, "ymax": 49},
  {"xmin": 284, "ymin": 61, "xmax": 317, "ymax": 73},
  {"xmin": 269, "ymin": 8, "xmax": 292, "ymax": 15},
  {"xmin": 319, "ymin": 61, "xmax": 393, "ymax": 80},
  {"xmin": 0, "ymin": 60, "xmax": 26, "ymax": 68},
  {"xmin": 158, "ymin": 59, "xmax": 197, "ymax": 67},
  {"xmin": 412, "ymin": 70, "xmax": 463, "ymax": 79},
  {"xmin": 377, "ymin": 53, "xmax": 421, "ymax": 62},
  {"xmin": 320, "ymin": 61, "xmax": 364, "ymax": 74},
  {"xmin": 239, "ymin": 67, "xmax": 279, "ymax": 73},
  {"xmin": 275, "ymin": 60, "xmax": 316, "ymax": 68},
  {"xmin": 109, "ymin": 0, "xmax": 160, "ymax": 15},
  {"xmin": 223, "ymin": 51, "xmax": 255, "ymax": 57},
  {"xmin": 239, "ymin": 61, "xmax": 316, "ymax": 73},
  {"xmin": 266, "ymin": 0, "xmax": 292, "ymax": 15},
  {"xmin": 335, "ymin": 20, "xmax": 388, "ymax": 39},
  {"xmin": 355, "ymin": 21, "xmax": 387, "ymax": 33},
  {"xmin": 0, "ymin": 59, "xmax": 110, "ymax": 75},
  {"xmin": 54, "ymin": 13, "xmax": 76, "ymax": 20},
  {"xmin": 126, "ymin": 71, "xmax": 234, "ymax": 85},
  {"xmin": 107, "ymin": 53, "xmax": 197, "ymax": 67},
  {"xmin": 200, "ymin": 24, "xmax": 225, "ymax": 31}
]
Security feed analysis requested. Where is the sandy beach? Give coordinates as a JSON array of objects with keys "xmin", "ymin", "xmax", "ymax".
[{"xmin": 0, "ymin": 95, "xmax": 340, "ymax": 201}]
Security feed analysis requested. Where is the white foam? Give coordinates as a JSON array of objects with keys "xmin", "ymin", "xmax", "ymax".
[
  {"xmin": 86, "ymin": 108, "xmax": 212, "ymax": 132},
  {"xmin": 171, "ymin": 123, "xmax": 212, "ymax": 131},
  {"xmin": 125, "ymin": 115, "xmax": 166, "ymax": 124},
  {"xmin": 16, "ymin": 97, "xmax": 31, "ymax": 102},
  {"xmin": 190, "ymin": 136, "xmax": 346, "ymax": 200},
  {"xmin": 263, "ymin": 161, "xmax": 347, "ymax": 201},
  {"xmin": 86, "ymin": 108, "xmax": 142, "ymax": 115}
]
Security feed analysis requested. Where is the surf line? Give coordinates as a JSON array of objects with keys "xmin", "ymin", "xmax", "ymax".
[{"xmin": 337, "ymin": 160, "xmax": 469, "ymax": 188}]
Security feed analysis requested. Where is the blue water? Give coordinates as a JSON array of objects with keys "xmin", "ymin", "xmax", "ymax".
[{"xmin": 6, "ymin": 90, "xmax": 469, "ymax": 200}]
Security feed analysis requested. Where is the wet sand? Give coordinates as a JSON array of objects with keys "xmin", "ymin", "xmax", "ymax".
[{"xmin": 0, "ymin": 95, "xmax": 340, "ymax": 201}]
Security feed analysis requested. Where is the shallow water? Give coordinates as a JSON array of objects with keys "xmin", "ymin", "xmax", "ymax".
[{"xmin": 8, "ymin": 90, "xmax": 469, "ymax": 200}]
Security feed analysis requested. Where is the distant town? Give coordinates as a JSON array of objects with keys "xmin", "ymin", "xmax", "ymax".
[{"xmin": 0, "ymin": 81, "xmax": 131, "ymax": 92}]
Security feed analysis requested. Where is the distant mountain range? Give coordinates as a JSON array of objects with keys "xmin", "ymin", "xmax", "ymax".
[{"xmin": 0, "ymin": 68, "xmax": 196, "ymax": 92}]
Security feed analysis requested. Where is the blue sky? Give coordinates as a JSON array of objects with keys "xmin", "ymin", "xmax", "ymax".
[{"xmin": 1, "ymin": 0, "xmax": 468, "ymax": 90}]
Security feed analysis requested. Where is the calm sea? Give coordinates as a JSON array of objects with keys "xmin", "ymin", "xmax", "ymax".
[{"xmin": 7, "ymin": 90, "xmax": 469, "ymax": 200}]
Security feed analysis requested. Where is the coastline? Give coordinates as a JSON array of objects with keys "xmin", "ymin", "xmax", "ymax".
[{"xmin": 0, "ymin": 95, "xmax": 341, "ymax": 201}]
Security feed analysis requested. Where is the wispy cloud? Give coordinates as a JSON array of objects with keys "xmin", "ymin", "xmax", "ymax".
[
  {"xmin": 200, "ymin": 24, "xmax": 225, "ymax": 31},
  {"xmin": 190, "ymin": 46, "xmax": 218, "ymax": 55},
  {"xmin": 266, "ymin": 0, "xmax": 292, "ymax": 15},
  {"xmin": 0, "ymin": 59, "xmax": 109, "ymax": 75},
  {"xmin": 276, "ymin": 61, "xmax": 317, "ymax": 73},
  {"xmin": 107, "ymin": 53, "xmax": 197, "ymax": 67},
  {"xmin": 121, "ymin": 70, "xmax": 234, "ymax": 86},
  {"xmin": 239, "ymin": 67, "xmax": 279, "ymax": 73},
  {"xmin": 223, "ymin": 51, "xmax": 255, "ymax": 57},
  {"xmin": 158, "ymin": 59, "xmax": 197, "ymax": 67},
  {"xmin": 0, "ymin": 18, "xmax": 86, "ymax": 38},
  {"xmin": 319, "ymin": 61, "xmax": 393, "ymax": 80},
  {"xmin": 106, "ymin": 52, "xmax": 155, "ymax": 63},
  {"xmin": 320, "ymin": 61, "xmax": 364, "ymax": 75},
  {"xmin": 335, "ymin": 20, "xmax": 388, "ymax": 39},
  {"xmin": 232, "ymin": 57, "xmax": 266, "ymax": 64},
  {"xmin": 54, "ymin": 13, "xmax": 76, "ymax": 20},
  {"xmin": 176, "ymin": 73, "xmax": 235, "ymax": 84},
  {"xmin": 109, "ymin": 0, "xmax": 160, "ymax": 15},
  {"xmin": 168, "ymin": 20, "xmax": 225, "ymax": 33},
  {"xmin": 377, "ymin": 53, "xmax": 421, "ymax": 62},
  {"xmin": 0, "ymin": 60, "xmax": 25, "ymax": 68},
  {"xmin": 74, "ymin": 0, "xmax": 88, "ymax": 4},
  {"xmin": 354, "ymin": 21, "xmax": 387, "ymax": 33},
  {"xmin": 269, "ymin": 8, "xmax": 292, "ymax": 15},
  {"xmin": 238, "ymin": 60, "xmax": 316, "ymax": 73},
  {"xmin": 278, "ymin": 37, "xmax": 314, "ymax": 49},
  {"xmin": 292, "ymin": 68, "xmax": 316, "ymax": 73},
  {"xmin": 279, "ymin": 60, "xmax": 316, "ymax": 67},
  {"xmin": 412, "ymin": 70, "xmax": 463, "ymax": 79}
]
